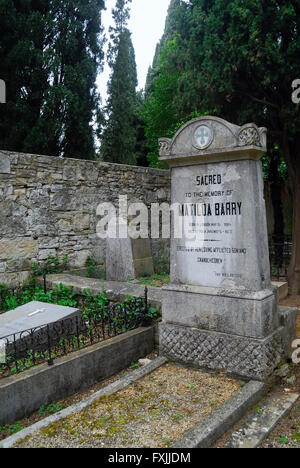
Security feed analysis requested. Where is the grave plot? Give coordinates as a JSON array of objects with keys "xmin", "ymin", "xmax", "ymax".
[
  {"xmin": 13, "ymin": 363, "xmax": 241, "ymax": 448},
  {"xmin": 0, "ymin": 285, "xmax": 156, "ymax": 379},
  {"xmin": 0, "ymin": 301, "xmax": 80, "ymax": 360}
]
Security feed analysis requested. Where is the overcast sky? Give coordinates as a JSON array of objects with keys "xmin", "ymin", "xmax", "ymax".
[{"xmin": 97, "ymin": 0, "xmax": 170, "ymax": 103}]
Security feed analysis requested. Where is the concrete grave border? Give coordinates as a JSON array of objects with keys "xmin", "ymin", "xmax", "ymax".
[
  {"xmin": 172, "ymin": 380, "xmax": 266, "ymax": 448},
  {"xmin": 1, "ymin": 358, "xmax": 266, "ymax": 449},
  {"xmin": 0, "ymin": 326, "xmax": 155, "ymax": 426},
  {"xmin": 0, "ymin": 356, "xmax": 168, "ymax": 448}
]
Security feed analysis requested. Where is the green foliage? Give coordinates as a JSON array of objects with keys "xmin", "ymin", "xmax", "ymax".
[
  {"xmin": 0, "ymin": 0, "xmax": 105, "ymax": 159},
  {"xmin": 0, "ymin": 282, "xmax": 77, "ymax": 314},
  {"xmin": 84, "ymin": 256, "xmax": 105, "ymax": 279},
  {"xmin": 277, "ymin": 436, "xmax": 289, "ymax": 445},
  {"xmin": 143, "ymin": 0, "xmax": 300, "ymax": 177},
  {"xmin": 38, "ymin": 402, "xmax": 63, "ymax": 417},
  {"xmin": 101, "ymin": 0, "xmax": 139, "ymax": 165},
  {"xmin": 32, "ymin": 253, "xmax": 69, "ymax": 278},
  {"xmin": 0, "ymin": 422, "xmax": 24, "ymax": 439}
]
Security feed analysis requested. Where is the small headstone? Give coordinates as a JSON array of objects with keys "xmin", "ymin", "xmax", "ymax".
[{"xmin": 106, "ymin": 237, "xmax": 154, "ymax": 282}]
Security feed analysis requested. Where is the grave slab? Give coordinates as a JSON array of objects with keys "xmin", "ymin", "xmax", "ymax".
[
  {"xmin": 0, "ymin": 301, "xmax": 80, "ymax": 339},
  {"xmin": 0, "ymin": 302, "xmax": 81, "ymax": 357}
]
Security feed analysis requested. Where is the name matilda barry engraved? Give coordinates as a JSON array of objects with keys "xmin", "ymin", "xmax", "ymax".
[{"xmin": 158, "ymin": 116, "xmax": 297, "ymax": 381}]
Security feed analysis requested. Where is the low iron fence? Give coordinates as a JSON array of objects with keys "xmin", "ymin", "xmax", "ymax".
[
  {"xmin": 269, "ymin": 235, "xmax": 292, "ymax": 281},
  {"xmin": 0, "ymin": 287, "xmax": 153, "ymax": 378}
]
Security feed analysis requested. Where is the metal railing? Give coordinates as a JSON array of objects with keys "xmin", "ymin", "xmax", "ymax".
[
  {"xmin": 269, "ymin": 235, "xmax": 292, "ymax": 281},
  {"xmin": 0, "ymin": 287, "xmax": 151, "ymax": 378}
]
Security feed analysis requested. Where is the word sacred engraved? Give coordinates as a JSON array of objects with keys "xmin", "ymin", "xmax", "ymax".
[{"xmin": 196, "ymin": 174, "xmax": 222, "ymax": 186}]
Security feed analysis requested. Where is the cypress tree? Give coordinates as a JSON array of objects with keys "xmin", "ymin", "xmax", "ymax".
[
  {"xmin": 101, "ymin": 0, "xmax": 138, "ymax": 165},
  {"xmin": 0, "ymin": 0, "xmax": 105, "ymax": 159}
]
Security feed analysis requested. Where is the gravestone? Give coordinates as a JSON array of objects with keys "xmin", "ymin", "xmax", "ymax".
[
  {"xmin": 106, "ymin": 238, "xmax": 154, "ymax": 282},
  {"xmin": 158, "ymin": 116, "xmax": 297, "ymax": 381},
  {"xmin": 0, "ymin": 301, "xmax": 81, "ymax": 356}
]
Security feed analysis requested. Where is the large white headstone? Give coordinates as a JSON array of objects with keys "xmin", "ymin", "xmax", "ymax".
[{"xmin": 158, "ymin": 116, "xmax": 296, "ymax": 381}]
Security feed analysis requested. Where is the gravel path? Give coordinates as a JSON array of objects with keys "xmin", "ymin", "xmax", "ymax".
[{"xmin": 14, "ymin": 364, "xmax": 240, "ymax": 448}]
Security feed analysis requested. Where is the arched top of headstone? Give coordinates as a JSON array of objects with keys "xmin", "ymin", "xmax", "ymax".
[{"xmin": 159, "ymin": 116, "xmax": 267, "ymax": 167}]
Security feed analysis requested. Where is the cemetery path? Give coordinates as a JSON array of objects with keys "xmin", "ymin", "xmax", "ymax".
[{"xmin": 213, "ymin": 294, "xmax": 300, "ymax": 449}]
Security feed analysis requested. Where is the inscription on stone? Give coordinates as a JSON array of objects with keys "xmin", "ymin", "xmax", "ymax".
[{"xmin": 172, "ymin": 162, "xmax": 256, "ymax": 289}]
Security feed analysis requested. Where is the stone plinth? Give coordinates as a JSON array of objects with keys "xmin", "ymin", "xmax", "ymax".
[{"xmin": 158, "ymin": 116, "xmax": 296, "ymax": 380}]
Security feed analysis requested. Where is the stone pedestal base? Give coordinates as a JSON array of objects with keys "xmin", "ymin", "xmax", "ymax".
[
  {"xmin": 159, "ymin": 322, "xmax": 285, "ymax": 381},
  {"xmin": 162, "ymin": 284, "xmax": 279, "ymax": 339}
]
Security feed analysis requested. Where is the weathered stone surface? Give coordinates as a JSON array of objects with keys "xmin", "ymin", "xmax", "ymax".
[
  {"xmin": 0, "ymin": 238, "xmax": 38, "ymax": 262},
  {"xmin": 0, "ymin": 271, "xmax": 31, "ymax": 287},
  {"xmin": 159, "ymin": 116, "xmax": 267, "ymax": 166},
  {"xmin": 170, "ymin": 160, "xmax": 271, "ymax": 291},
  {"xmin": 106, "ymin": 237, "xmax": 135, "ymax": 282},
  {"xmin": 279, "ymin": 306, "xmax": 298, "ymax": 359},
  {"xmin": 159, "ymin": 322, "xmax": 283, "ymax": 381},
  {"xmin": 162, "ymin": 284, "xmax": 278, "ymax": 339},
  {"xmin": 0, "ymin": 153, "xmax": 11, "ymax": 174},
  {"xmin": 0, "ymin": 301, "xmax": 80, "ymax": 339},
  {"xmin": 0, "ymin": 150, "xmax": 171, "ymax": 285},
  {"xmin": 158, "ymin": 116, "xmax": 295, "ymax": 380},
  {"xmin": 226, "ymin": 392, "xmax": 299, "ymax": 448},
  {"xmin": 106, "ymin": 237, "xmax": 154, "ymax": 281}
]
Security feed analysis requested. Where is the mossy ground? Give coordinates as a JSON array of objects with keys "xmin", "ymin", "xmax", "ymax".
[{"xmin": 14, "ymin": 364, "xmax": 240, "ymax": 448}]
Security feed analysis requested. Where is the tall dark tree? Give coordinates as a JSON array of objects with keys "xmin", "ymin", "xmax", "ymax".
[
  {"xmin": 0, "ymin": 0, "xmax": 51, "ymax": 153},
  {"xmin": 0, "ymin": 0, "xmax": 105, "ymax": 159},
  {"xmin": 143, "ymin": 0, "xmax": 194, "ymax": 167},
  {"xmin": 101, "ymin": 0, "xmax": 138, "ymax": 165}
]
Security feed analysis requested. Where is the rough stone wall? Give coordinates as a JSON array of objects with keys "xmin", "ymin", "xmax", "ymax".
[{"xmin": 0, "ymin": 150, "xmax": 171, "ymax": 286}]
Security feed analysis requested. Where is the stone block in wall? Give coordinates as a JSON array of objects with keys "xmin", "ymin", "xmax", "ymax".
[
  {"xmin": 38, "ymin": 249, "xmax": 58, "ymax": 261},
  {"xmin": 0, "ymin": 153, "xmax": 11, "ymax": 174},
  {"xmin": 73, "ymin": 213, "xmax": 90, "ymax": 232},
  {"xmin": 50, "ymin": 189, "xmax": 78, "ymax": 211},
  {"xmin": 0, "ymin": 238, "xmax": 38, "ymax": 263},
  {"xmin": 0, "ymin": 271, "xmax": 31, "ymax": 287},
  {"xmin": 72, "ymin": 249, "xmax": 91, "ymax": 267},
  {"xmin": 58, "ymin": 218, "xmax": 73, "ymax": 233},
  {"xmin": 0, "ymin": 201, "xmax": 27, "ymax": 236},
  {"xmin": 63, "ymin": 164, "xmax": 76, "ymax": 181}
]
